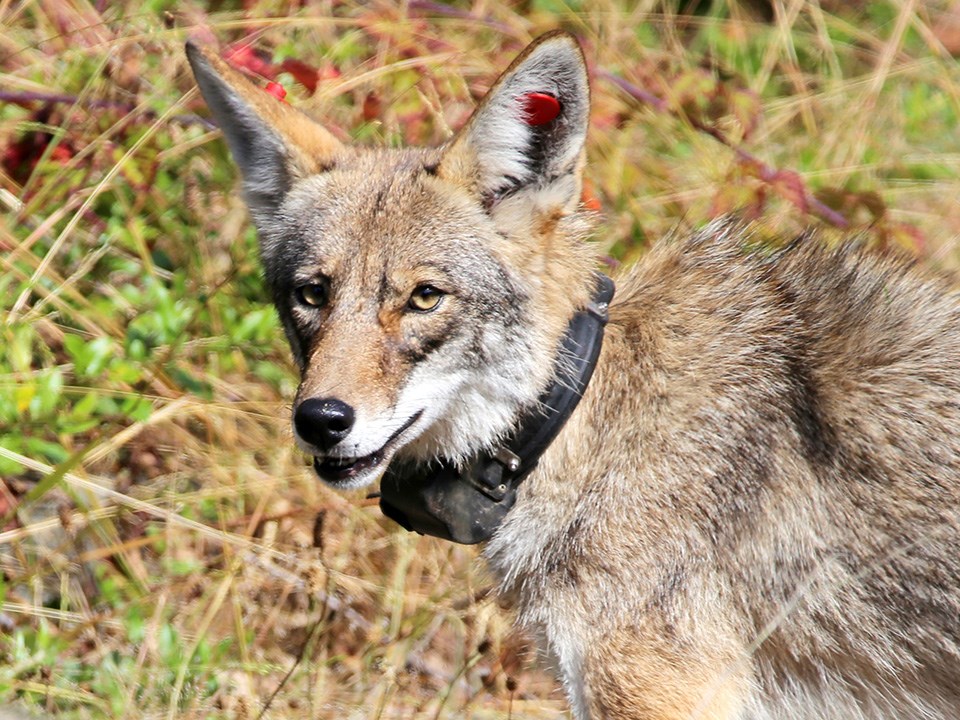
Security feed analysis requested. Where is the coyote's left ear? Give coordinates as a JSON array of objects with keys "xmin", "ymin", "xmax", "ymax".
[{"xmin": 438, "ymin": 31, "xmax": 589, "ymax": 215}]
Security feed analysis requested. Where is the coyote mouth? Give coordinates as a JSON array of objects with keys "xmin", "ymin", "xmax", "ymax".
[
  {"xmin": 313, "ymin": 410, "xmax": 423, "ymax": 485},
  {"xmin": 314, "ymin": 452, "xmax": 382, "ymax": 482}
]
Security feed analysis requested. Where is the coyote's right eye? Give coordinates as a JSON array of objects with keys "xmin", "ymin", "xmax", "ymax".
[{"xmin": 295, "ymin": 282, "xmax": 329, "ymax": 308}]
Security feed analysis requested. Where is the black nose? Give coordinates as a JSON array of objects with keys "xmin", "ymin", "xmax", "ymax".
[{"xmin": 294, "ymin": 397, "xmax": 355, "ymax": 451}]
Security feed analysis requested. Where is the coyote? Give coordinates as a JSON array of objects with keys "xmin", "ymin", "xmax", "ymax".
[{"xmin": 188, "ymin": 31, "xmax": 960, "ymax": 719}]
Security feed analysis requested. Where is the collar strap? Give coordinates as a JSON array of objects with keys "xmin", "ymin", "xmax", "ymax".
[{"xmin": 378, "ymin": 272, "xmax": 615, "ymax": 544}]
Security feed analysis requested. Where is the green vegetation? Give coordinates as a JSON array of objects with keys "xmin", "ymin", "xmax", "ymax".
[{"xmin": 2, "ymin": 1, "xmax": 959, "ymax": 717}]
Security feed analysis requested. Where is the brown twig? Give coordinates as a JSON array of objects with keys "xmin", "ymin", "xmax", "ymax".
[
  {"xmin": 1, "ymin": 90, "xmax": 216, "ymax": 129},
  {"xmin": 598, "ymin": 69, "xmax": 850, "ymax": 229}
]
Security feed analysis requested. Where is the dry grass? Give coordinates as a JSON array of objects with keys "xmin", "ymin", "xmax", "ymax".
[{"xmin": 2, "ymin": 1, "xmax": 960, "ymax": 718}]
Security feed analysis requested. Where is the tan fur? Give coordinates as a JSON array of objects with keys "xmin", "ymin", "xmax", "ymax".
[
  {"xmin": 187, "ymin": 44, "xmax": 342, "ymax": 177},
  {"xmin": 489, "ymin": 226, "xmax": 960, "ymax": 718},
  {"xmin": 188, "ymin": 32, "xmax": 960, "ymax": 720}
]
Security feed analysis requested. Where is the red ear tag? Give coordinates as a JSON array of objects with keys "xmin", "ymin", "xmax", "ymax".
[
  {"xmin": 521, "ymin": 92, "xmax": 561, "ymax": 126},
  {"xmin": 265, "ymin": 81, "xmax": 288, "ymax": 103}
]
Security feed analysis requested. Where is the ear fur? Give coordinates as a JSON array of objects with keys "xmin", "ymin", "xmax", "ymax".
[
  {"xmin": 185, "ymin": 41, "xmax": 343, "ymax": 219},
  {"xmin": 438, "ymin": 31, "xmax": 590, "ymax": 214}
]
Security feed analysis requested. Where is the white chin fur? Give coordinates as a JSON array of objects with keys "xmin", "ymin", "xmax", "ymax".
[{"xmin": 397, "ymin": 353, "xmax": 545, "ymax": 465}]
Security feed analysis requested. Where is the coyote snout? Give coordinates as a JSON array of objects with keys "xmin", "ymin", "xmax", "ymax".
[
  {"xmin": 189, "ymin": 29, "xmax": 960, "ymax": 720},
  {"xmin": 294, "ymin": 394, "xmax": 424, "ymax": 489}
]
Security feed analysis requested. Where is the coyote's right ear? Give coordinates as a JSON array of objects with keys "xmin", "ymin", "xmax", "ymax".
[
  {"xmin": 185, "ymin": 41, "xmax": 342, "ymax": 220},
  {"xmin": 438, "ymin": 31, "xmax": 589, "ymax": 215}
]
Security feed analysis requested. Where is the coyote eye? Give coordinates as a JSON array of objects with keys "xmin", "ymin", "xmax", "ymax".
[
  {"xmin": 408, "ymin": 285, "xmax": 444, "ymax": 312},
  {"xmin": 295, "ymin": 282, "xmax": 329, "ymax": 308}
]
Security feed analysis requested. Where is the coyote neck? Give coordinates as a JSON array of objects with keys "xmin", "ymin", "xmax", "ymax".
[
  {"xmin": 378, "ymin": 272, "xmax": 613, "ymax": 545},
  {"xmin": 483, "ymin": 316, "xmax": 637, "ymax": 589}
]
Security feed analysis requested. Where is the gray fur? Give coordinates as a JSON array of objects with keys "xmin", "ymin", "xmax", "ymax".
[{"xmin": 189, "ymin": 31, "xmax": 960, "ymax": 719}]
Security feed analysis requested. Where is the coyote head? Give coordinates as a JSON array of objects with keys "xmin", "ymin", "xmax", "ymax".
[{"xmin": 187, "ymin": 32, "xmax": 595, "ymax": 490}]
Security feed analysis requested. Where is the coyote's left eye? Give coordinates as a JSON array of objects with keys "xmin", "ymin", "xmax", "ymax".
[
  {"xmin": 295, "ymin": 282, "xmax": 329, "ymax": 308},
  {"xmin": 408, "ymin": 285, "xmax": 444, "ymax": 312}
]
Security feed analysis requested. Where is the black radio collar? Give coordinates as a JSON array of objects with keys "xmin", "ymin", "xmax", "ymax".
[{"xmin": 378, "ymin": 272, "xmax": 615, "ymax": 544}]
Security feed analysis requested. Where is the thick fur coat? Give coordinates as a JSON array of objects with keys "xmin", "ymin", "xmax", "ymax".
[{"xmin": 188, "ymin": 32, "xmax": 960, "ymax": 719}]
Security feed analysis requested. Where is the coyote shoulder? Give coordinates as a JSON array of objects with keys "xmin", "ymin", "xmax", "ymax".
[{"xmin": 188, "ymin": 30, "xmax": 960, "ymax": 720}]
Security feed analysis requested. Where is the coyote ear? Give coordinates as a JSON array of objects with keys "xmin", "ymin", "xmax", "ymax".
[
  {"xmin": 438, "ymin": 31, "xmax": 589, "ymax": 213},
  {"xmin": 185, "ymin": 41, "xmax": 343, "ymax": 218}
]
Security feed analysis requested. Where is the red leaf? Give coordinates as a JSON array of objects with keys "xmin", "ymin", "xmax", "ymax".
[
  {"xmin": 264, "ymin": 82, "xmax": 287, "ymax": 103},
  {"xmin": 224, "ymin": 44, "xmax": 276, "ymax": 79},
  {"xmin": 318, "ymin": 63, "xmax": 342, "ymax": 83},
  {"xmin": 2, "ymin": 107, "xmax": 75, "ymax": 184},
  {"xmin": 50, "ymin": 145, "xmax": 74, "ymax": 163},
  {"xmin": 580, "ymin": 177, "xmax": 602, "ymax": 211},
  {"xmin": 362, "ymin": 92, "xmax": 382, "ymax": 122},
  {"xmin": 280, "ymin": 58, "xmax": 320, "ymax": 93}
]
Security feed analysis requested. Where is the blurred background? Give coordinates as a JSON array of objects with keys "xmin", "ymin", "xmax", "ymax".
[{"xmin": 2, "ymin": 1, "xmax": 959, "ymax": 717}]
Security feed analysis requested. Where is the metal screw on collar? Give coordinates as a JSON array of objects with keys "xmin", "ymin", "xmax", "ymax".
[{"xmin": 495, "ymin": 447, "xmax": 522, "ymax": 473}]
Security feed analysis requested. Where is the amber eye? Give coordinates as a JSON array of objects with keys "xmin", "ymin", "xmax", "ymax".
[
  {"xmin": 408, "ymin": 285, "xmax": 444, "ymax": 312},
  {"xmin": 295, "ymin": 282, "xmax": 329, "ymax": 308}
]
